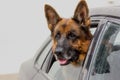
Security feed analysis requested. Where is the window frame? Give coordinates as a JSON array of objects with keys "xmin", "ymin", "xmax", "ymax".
[
  {"xmin": 81, "ymin": 17, "xmax": 120, "ymax": 80},
  {"xmin": 34, "ymin": 37, "xmax": 52, "ymax": 70},
  {"xmin": 80, "ymin": 18, "xmax": 108, "ymax": 80}
]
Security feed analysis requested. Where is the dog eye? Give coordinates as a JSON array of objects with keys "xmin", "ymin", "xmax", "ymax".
[
  {"xmin": 68, "ymin": 32, "xmax": 77, "ymax": 40},
  {"xmin": 55, "ymin": 32, "xmax": 61, "ymax": 40}
]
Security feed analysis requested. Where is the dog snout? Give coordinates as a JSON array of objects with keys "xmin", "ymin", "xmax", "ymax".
[{"xmin": 55, "ymin": 47, "xmax": 64, "ymax": 56}]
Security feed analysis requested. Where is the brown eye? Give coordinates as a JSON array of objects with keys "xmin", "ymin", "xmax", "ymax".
[
  {"xmin": 55, "ymin": 32, "xmax": 61, "ymax": 40},
  {"xmin": 67, "ymin": 32, "xmax": 77, "ymax": 40}
]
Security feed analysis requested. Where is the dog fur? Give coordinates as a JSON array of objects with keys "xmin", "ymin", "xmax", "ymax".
[{"xmin": 44, "ymin": 0, "xmax": 92, "ymax": 66}]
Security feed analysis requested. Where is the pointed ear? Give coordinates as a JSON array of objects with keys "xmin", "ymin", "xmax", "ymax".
[
  {"xmin": 73, "ymin": 0, "xmax": 90, "ymax": 27},
  {"xmin": 44, "ymin": 4, "xmax": 61, "ymax": 32}
]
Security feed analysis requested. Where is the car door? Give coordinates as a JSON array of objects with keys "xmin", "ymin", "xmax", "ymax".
[{"xmin": 81, "ymin": 18, "xmax": 120, "ymax": 80}]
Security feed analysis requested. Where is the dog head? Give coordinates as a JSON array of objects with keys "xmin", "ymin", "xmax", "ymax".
[{"xmin": 44, "ymin": 0, "xmax": 92, "ymax": 65}]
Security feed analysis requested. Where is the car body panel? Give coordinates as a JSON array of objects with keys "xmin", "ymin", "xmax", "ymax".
[
  {"xmin": 19, "ymin": 37, "xmax": 51, "ymax": 80},
  {"xmin": 90, "ymin": 6, "xmax": 120, "ymax": 18},
  {"xmin": 33, "ymin": 70, "xmax": 52, "ymax": 80},
  {"xmin": 19, "ymin": 59, "xmax": 38, "ymax": 80}
]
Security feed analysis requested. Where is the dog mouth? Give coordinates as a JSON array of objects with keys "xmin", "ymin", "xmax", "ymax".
[
  {"xmin": 58, "ymin": 59, "xmax": 68, "ymax": 65},
  {"xmin": 55, "ymin": 50, "xmax": 80, "ymax": 65}
]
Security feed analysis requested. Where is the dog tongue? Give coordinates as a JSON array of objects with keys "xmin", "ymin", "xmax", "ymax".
[{"xmin": 59, "ymin": 59, "xmax": 67, "ymax": 65}]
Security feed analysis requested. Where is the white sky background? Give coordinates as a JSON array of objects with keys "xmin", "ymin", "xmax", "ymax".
[{"xmin": 0, "ymin": 0, "xmax": 120, "ymax": 74}]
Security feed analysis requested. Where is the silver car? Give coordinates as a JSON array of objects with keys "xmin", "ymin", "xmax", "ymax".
[{"xmin": 19, "ymin": 6, "xmax": 120, "ymax": 80}]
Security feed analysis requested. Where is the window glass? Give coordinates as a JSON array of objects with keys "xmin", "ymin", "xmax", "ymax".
[
  {"xmin": 89, "ymin": 22, "xmax": 120, "ymax": 80},
  {"xmin": 90, "ymin": 28, "xmax": 97, "ymax": 35}
]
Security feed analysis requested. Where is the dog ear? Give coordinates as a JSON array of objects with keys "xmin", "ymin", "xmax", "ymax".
[
  {"xmin": 73, "ymin": 0, "xmax": 90, "ymax": 27},
  {"xmin": 44, "ymin": 4, "xmax": 61, "ymax": 32}
]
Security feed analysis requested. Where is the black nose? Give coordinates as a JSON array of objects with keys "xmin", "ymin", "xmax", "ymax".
[{"xmin": 55, "ymin": 47, "xmax": 64, "ymax": 56}]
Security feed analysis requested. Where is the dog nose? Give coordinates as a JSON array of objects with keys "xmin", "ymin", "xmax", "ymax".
[{"xmin": 55, "ymin": 47, "xmax": 64, "ymax": 56}]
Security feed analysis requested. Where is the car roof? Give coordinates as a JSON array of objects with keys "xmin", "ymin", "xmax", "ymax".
[{"xmin": 90, "ymin": 6, "xmax": 120, "ymax": 18}]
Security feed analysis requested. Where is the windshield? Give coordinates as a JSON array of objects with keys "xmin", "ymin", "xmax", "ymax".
[{"xmin": 89, "ymin": 22, "xmax": 120, "ymax": 80}]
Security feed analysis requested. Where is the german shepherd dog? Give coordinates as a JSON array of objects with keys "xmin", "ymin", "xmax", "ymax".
[{"xmin": 45, "ymin": 0, "xmax": 92, "ymax": 66}]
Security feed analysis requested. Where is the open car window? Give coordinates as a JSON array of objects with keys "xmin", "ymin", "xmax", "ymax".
[{"xmin": 43, "ymin": 20, "xmax": 99, "ymax": 80}]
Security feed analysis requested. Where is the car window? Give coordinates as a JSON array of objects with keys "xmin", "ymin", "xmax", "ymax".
[
  {"xmin": 89, "ymin": 22, "xmax": 120, "ymax": 80},
  {"xmin": 45, "ymin": 23, "xmax": 97, "ymax": 80}
]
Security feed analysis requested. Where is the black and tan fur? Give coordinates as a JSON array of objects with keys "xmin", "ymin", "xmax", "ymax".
[{"xmin": 44, "ymin": 0, "xmax": 92, "ymax": 66}]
